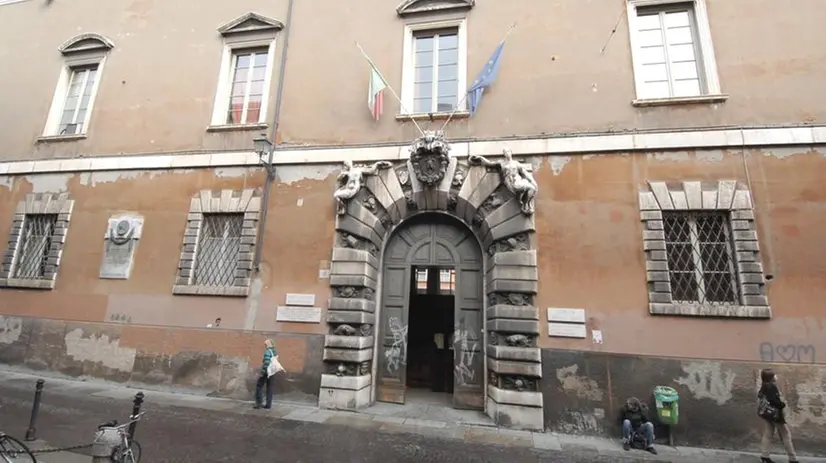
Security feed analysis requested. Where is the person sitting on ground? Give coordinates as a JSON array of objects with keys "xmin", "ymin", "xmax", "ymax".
[{"xmin": 619, "ymin": 397, "xmax": 657, "ymax": 455}]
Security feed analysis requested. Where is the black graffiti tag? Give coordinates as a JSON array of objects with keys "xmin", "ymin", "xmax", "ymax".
[{"xmin": 759, "ymin": 342, "xmax": 816, "ymax": 364}]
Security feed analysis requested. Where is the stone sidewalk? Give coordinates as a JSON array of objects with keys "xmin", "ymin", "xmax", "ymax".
[{"xmin": 1, "ymin": 368, "xmax": 823, "ymax": 462}]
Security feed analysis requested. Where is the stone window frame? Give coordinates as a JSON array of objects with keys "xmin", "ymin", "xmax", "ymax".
[
  {"xmin": 40, "ymin": 33, "xmax": 115, "ymax": 141},
  {"xmin": 1, "ymin": 193, "xmax": 74, "ymax": 290},
  {"xmin": 207, "ymin": 12, "xmax": 283, "ymax": 131},
  {"xmin": 172, "ymin": 189, "xmax": 260, "ymax": 297},
  {"xmin": 639, "ymin": 180, "xmax": 771, "ymax": 319}
]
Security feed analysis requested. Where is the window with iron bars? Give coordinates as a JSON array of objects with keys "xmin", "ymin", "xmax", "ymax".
[
  {"xmin": 662, "ymin": 210, "xmax": 739, "ymax": 304},
  {"xmin": 192, "ymin": 213, "xmax": 243, "ymax": 287},
  {"xmin": 13, "ymin": 214, "xmax": 58, "ymax": 280}
]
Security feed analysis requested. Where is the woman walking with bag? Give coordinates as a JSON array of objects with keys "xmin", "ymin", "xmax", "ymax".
[
  {"xmin": 758, "ymin": 368, "xmax": 798, "ymax": 463},
  {"xmin": 253, "ymin": 339, "xmax": 280, "ymax": 409}
]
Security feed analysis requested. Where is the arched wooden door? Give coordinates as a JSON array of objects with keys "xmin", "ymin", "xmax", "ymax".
[{"xmin": 376, "ymin": 215, "xmax": 484, "ymax": 410}]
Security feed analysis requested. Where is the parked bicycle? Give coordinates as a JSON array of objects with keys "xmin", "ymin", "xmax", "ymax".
[
  {"xmin": 96, "ymin": 411, "xmax": 144, "ymax": 463},
  {"xmin": 0, "ymin": 432, "xmax": 36, "ymax": 463}
]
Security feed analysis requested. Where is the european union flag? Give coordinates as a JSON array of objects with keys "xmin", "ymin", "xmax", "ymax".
[{"xmin": 467, "ymin": 40, "xmax": 505, "ymax": 116}]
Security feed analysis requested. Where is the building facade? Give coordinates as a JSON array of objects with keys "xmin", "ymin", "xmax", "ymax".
[{"xmin": 0, "ymin": 0, "xmax": 825, "ymax": 454}]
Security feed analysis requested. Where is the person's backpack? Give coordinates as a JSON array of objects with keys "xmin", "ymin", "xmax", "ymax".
[
  {"xmin": 757, "ymin": 392, "xmax": 779, "ymax": 421},
  {"xmin": 630, "ymin": 430, "xmax": 647, "ymax": 449}
]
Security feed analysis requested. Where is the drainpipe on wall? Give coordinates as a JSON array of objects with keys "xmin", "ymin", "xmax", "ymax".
[{"xmin": 253, "ymin": 0, "xmax": 295, "ymax": 273}]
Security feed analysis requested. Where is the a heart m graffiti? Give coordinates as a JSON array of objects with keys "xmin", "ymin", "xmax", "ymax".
[{"xmin": 758, "ymin": 342, "xmax": 816, "ymax": 364}]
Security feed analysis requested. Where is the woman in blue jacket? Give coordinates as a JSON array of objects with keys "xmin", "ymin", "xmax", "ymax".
[{"xmin": 254, "ymin": 339, "xmax": 278, "ymax": 409}]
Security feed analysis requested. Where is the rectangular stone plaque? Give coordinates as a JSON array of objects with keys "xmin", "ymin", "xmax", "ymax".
[
  {"xmin": 276, "ymin": 306, "xmax": 322, "ymax": 323},
  {"xmin": 548, "ymin": 322, "xmax": 587, "ymax": 339},
  {"xmin": 547, "ymin": 308, "xmax": 586, "ymax": 324},
  {"xmin": 285, "ymin": 293, "xmax": 316, "ymax": 306},
  {"xmin": 100, "ymin": 215, "xmax": 144, "ymax": 280}
]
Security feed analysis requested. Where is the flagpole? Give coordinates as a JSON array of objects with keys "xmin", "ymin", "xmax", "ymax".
[
  {"xmin": 356, "ymin": 42, "xmax": 425, "ymax": 137},
  {"xmin": 439, "ymin": 22, "xmax": 517, "ymax": 133}
]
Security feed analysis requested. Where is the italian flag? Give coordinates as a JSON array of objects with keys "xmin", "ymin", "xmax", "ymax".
[{"xmin": 368, "ymin": 65, "xmax": 387, "ymax": 122}]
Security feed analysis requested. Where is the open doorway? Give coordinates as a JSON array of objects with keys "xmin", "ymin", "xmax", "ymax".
[{"xmin": 405, "ymin": 266, "xmax": 455, "ymax": 405}]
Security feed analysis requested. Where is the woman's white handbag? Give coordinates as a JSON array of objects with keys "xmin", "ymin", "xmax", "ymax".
[{"xmin": 267, "ymin": 355, "xmax": 285, "ymax": 377}]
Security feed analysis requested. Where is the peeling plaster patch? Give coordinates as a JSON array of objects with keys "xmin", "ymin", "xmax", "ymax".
[
  {"xmin": 762, "ymin": 147, "xmax": 807, "ymax": 160},
  {"xmin": 674, "ymin": 361, "xmax": 735, "ymax": 405},
  {"xmin": 556, "ymin": 364, "xmax": 604, "ymax": 401},
  {"xmin": 548, "ymin": 156, "xmax": 572, "ymax": 176},
  {"xmin": 0, "ymin": 176, "xmax": 13, "ymax": 190},
  {"xmin": 24, "ymin": 173, "xmax": 72, "ymax": 193},
  {"xmin": 276, "ymin": 164, "xmax": 339, "ymax": 185},
  {"xmin": 215, "ymin": 167, "xmax": 253, "ymax": 178},
  {"xmin": 649, "ymin": 151, "xmax": 691, "ymax": 162},
  {"xmin": 695, "ymin": 150, "xmax": 724, "ymax": 163},
  {"xmin": 64, "ymin": 328, "xmax": 137, "ymax": 372},
  {"xmin": 0, "ymin": 316, "xmax": 23, "ymax": 344},
  {"xmin": 244, "ymin": 278, "xmax": 264, "ymax": 330},
  {"xmin": 786, "ymin": 367, "xmax": 826, "ymax": 427},
  {"xmin": 555, "ymin": 409, "xmax": 604, "ymax": 434},
  {"xmin": 79, "ymin": 169, "xmax": 194, "ymax": 187}
]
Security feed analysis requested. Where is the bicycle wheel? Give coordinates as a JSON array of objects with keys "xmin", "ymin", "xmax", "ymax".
[
  {"xmin": 0, "ymin": 434, "xmax": 36, "ymax": 463},
  {"xmin": 112, "ymin": 441, "xmax": 142, "ymax": 463}
]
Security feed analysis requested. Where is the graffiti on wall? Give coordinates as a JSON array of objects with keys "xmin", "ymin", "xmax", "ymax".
[
  {"xmin": 0, "ymin": 316, "xmax": 23, "ymax": 345},
  {"xmin": 674, "ymin": 361, "xmax": 736, "ymax": 405},
  {"xmin": 108, "ymin": 313, "xmax": 133, "ymax": 324},
  {"xmin": 556, "ymin": 364, "xmax": 604, "ymax": 401},
  {"xmin": 384, "ymin": 317, "xmax": 408, "ymax": 374},
  {"xmin": 759, "ymin": 342, "xmax": 816, "ymax": 364},
  {"xmin": 453, "ymin": 329, "xmax": 476, "ymax": 386},
  {"xmin": 63, "ymin": 328, "xmax": 137, "ymax": 373}
]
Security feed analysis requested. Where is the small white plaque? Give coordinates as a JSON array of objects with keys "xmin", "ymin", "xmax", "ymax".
[
  {"xmin": 276, "ymin": 306, "xmax": 322, "ymax": 323},
  {"xmin": 592, "ymin": 329, "xmax": 604, "ymax": 344},
  {"xmin": 285, "ymin": 293, "xmax": 316, "ymax": 307},
  {"xmin": 548, "ymin": 322, "xmax": 587, "ymax": 339},
  {"xmin": 318, "ymin": 269, "xmax": 330, "ymax": 279},
  {"xmin": 547, "ymin": 308, "xmax": 586, "ymax": 324}
]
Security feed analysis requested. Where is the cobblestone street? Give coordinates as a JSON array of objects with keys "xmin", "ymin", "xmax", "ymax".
[
  {"xmin": 0, "ymin": 384, "xmax": 623, "ymax": 463},
  {"xmin": 0, "ymin": 370, "xmax": 822, "ymax": 463}
]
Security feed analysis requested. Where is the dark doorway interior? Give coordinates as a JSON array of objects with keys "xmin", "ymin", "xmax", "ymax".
[{"xmin": 406, "ymin": 266, "xmax": 455, "ymax": 395}]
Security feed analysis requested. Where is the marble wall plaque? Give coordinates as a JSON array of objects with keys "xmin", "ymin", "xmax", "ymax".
[
  {"xmin": 547, "ymin": 308, "xmax": 586, "ymax": 323},
  {"xmin": 548, "ymin": 322, "xmax": 587, "ymax": 339},
  {"xmin": 285, "ymin": 293, "xmax": 316, "ymax": 306},
  {"xmin": 100, "ymin": 214, "xmax": 144, "ymax": 279},
  {"xmin": 276, "ymin": 306, "xmax": 322, "ymax": 323}
]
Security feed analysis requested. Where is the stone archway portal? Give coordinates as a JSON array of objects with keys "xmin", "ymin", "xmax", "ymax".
[
  {"xmin": 377, "ymin": 217, "xmax": 484, "ymax": 410},
  {"xmin": 319, "ymin": 131, "xmax": 545, "ymax": 431}
]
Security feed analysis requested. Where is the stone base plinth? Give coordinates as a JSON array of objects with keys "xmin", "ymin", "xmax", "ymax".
[
  {"xmin": 486, "ymin": 385, "xmax": 544, "ymax": 431},
  {"xmin": 318, "ymin": 374, "xmax": 371, "ymax": 410}
]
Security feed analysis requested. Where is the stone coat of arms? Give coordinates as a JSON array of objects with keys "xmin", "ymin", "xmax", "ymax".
[{"xmin": 409, "ymin": 130, "xmax": 450, "ymax": 187}]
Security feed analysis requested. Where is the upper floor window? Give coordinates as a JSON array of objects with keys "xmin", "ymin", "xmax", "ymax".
[
  {"xmin": 226, "ymin": 48, "xmax": 269, "ymax": 125},
  {"xmin": 401, "ymin": 19, "xmax": 468, "ymax": 116},
  {"xmin": 413, "ymin": 29, "xmax": 460, "ymax": 114},
  {"xmin": 626, "ymin": 0, "xmax": 723, "ymax": 103},
  {"xmin": 209, "ymin": 12, "xmax": 283, "ymax": 130},
  {"xmin": 42, "ymin": 34, "xmax": 113, "ymax": 139},
  {"xmin": 59, "ymin": 65, "xmax": 98, "ymax": 135}
]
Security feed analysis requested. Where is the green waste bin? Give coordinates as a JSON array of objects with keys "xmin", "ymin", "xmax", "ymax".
[{"xmin": 653, "ymin": 386, "xmax": 680, "ymax": 426}]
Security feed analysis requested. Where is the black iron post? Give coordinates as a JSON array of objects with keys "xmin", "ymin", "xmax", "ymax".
[
  {"xmin": 128, "ymin": 391, "xmax": 144, "ymax": 440},
  {"xmin": 24, "ymin": 379, "xmax": 45, "ymax": 441}
]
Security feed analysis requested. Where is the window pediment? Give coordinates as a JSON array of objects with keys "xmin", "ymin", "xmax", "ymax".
[
  {"xmin": 58, "ymin": 33, "xmax": 114, "ymax": 55},
  {"xmin": 218, "ymin": 12, "xmax": 284, "ymax": 36},
  {"xmin": 396, "ymin": 0, "xmax": 475, "ymax": 16}
]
